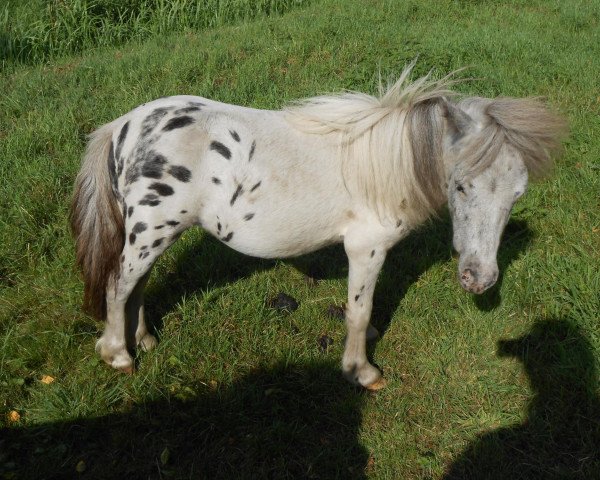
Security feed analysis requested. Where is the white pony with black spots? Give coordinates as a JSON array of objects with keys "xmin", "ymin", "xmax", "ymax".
[{"xmin": 71, "ymin": 63, "xmax": 565, "ymax": 389}]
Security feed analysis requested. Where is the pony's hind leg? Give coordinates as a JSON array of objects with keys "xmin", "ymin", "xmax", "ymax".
[
  {"xmin": 342, "ymin": 231, "xmax": 388, "ymax": 390},
  {"xmin": 125, "ymin": 271, "xmax": 157, "ymax": 352},
  {"xmin": 96, "ymin": 221, "xmax": 174, "ymax": 371}
]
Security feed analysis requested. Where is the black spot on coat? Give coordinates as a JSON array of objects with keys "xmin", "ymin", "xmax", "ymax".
[
  {"xmin": 127, "ymin": 206, "xmax": 134, "ymax": 218},
  {"xmin": 174, "ymin": 105, "xmax": 202, "ymax": 115},
  {"xmin": 129, "ymin": 233, "xmax": 136, "ymax": 245},
  {"xmin": 210, "ymin": 141, "xmax": 231, "ymax": 160},
  {"xmin": 162, "ymin": 115, "xmax": 195, "ymax": 131},
  {"xmin": 141, "ymin": 151, "xmax": 167, "ymax": 179},
  {"xmin": 107, "ymin": 141, "xmax": 119, "ymax": 194},
  {"xmin": 139, "ymin": 194, "xmax": 160, "ymax": 206},
  {"xmin": 248, "ymin": 140, "xmax": 256, "ymax": 161},
  {"xmin": 244, "ymin": 213, "xmax": 255, "ymax": 221},
  {"xmin": 212, "ymin": 177, "xmax": 221, "ymax": 185},
  {"xmin": 230, "ymin": 184, "xmax": 243, "ymax": 206},
  {"xmin": 132, "ymin": 222, "xmax": 147, "ymax": 234},
  {"xmin": 222, "ymin": 232, "xmax": 234, "ymax": 242},
  {"xmin": 115, "ymin": 121, "xmax": 130, "ymax": 163},
  {"xmin": 168, "ymin": 165, "xmax": 191, "ymax": 182},
  {"xmin": 230, "ymin": 130, "xmax": 240, "ymax": 142},
  {"xmin": 250, "ymin": 181, "xmax": 261, "ymax": 192},
  {"xmin": 166, "ymin": 220, "xmax": 180, "ymax": 226},
  {"xmin": 152, "ymin": 238, "xmax": 164, "ymax": 248},
  {"xmin": 149, "ymin": 182, "xmax": 174, "ymax": 196},
  {"xmin": 141, "ymin": 107, "xmax": 170, "ymax": 137}
]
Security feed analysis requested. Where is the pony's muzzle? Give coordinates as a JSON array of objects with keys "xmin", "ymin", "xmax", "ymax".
[{"xmin": 458, "ymin": 260, "xmax": 498, "ymax": 294}]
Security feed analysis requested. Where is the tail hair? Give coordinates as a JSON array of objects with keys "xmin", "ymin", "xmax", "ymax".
[{"xmin": 70, "ymin": 121, "xmax": 125, "ymax": 319}]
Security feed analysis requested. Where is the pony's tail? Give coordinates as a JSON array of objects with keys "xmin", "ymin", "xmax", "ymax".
[{"xmin": 70, "ymin": 121, "xmax": 125, "ymax": 320}]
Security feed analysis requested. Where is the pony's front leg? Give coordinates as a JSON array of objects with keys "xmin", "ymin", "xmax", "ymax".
[{"xmin": 342, "ymin": 237, "xmax": 387, "ymax": 390}]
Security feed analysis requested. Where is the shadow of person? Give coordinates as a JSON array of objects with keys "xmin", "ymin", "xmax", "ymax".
[
  {"xmin": 443, "ymin": 318, "xmax": 600, "ymax": 479},
  {"xmin": 0, "ymin": 360, "xmax": 369, "ymax": 480}
]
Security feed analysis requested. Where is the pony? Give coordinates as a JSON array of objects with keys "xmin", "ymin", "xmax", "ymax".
[{"xmin": 70, "ymin": 63, "xmax": 566, "ymax": 390}]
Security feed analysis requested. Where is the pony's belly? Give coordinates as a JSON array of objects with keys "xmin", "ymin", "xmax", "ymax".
[{"xmin": 198, "ymin": 195, "xmax": 345, "ymax": 259}]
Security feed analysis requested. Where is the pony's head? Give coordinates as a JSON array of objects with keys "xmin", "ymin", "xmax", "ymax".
[{"xmin": 441, "ymin": 97, "xmax": 566, "ymax": 294}]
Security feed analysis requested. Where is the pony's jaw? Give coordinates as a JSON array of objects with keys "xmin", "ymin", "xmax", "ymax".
[{"xmin": 457, "ymin": 255, "xmax": 499, "ymax": 294}]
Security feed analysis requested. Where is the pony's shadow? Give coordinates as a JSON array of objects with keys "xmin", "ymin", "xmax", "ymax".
[
  {"xmin": 0, "ymin": 360, "xmax": 369, "ymax": 479},
  {"xmin": 145, "ymin": 215, "xmax": 533, "ymax": 340},
  {"xmin": 443, "ymin": 318, "xmax": 600, "ymax": 479}
]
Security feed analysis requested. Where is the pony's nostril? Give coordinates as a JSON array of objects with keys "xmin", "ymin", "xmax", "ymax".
[{"xmin": 461, "ymin": 269, "xmax": 474, "ymax": 282}]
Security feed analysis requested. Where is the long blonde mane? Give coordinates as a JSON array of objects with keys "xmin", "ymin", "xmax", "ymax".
[{"xmin": 285, "ymin": 63, "xmax": 458, "ymax": 224}]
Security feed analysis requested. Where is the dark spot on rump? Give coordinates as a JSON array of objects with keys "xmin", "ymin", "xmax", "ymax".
[
  {"xmin": 210, "ymin": 141, "xmax": 231, "ymax": 160},
  {"xmin": 230, "ymin": 130, "xmax": 240, "ymax": 142},
  {"xmin": 230, "ymin": 184, "xmax": 243, "ymax": 206},
  {"xmin": 140, "ymin": 245, "xmax": 148, "ymax": 250},
  {"xmin": 152, "ymin": 238, "xmax": 164, "ymax": 248},
  {"xmin": 490, "ymin": 179, "xmax": 497, "ymax": 193},
  {"xmin": 142, "ymin": 152, "xmax": 167, "ymax": 179},
  {"xmin": 168, "ymin": 165, "xmax": 191, "ymax": 182},
  {"xmin": 138, "ymin": 252, "xmax": 143, "ymax": 259},
  {"xmin": 127, "ymin": 206, "xmax": 134, "ymax": 218},
  {"xmin": 115, "ymin": 121, "xmax": 130, "ymax": 162},
  {"xmin": 142, "ymin": 251, "xmax": 150, "ymax": 260},
  {"xmin": 107, "ymin": 141, "xmax": 118, "ymax": 193},
  {"xmin": 166, "ymin": 220, "xmax": 180, "ymax": 226},
  {"xmin": 244, "ymin": 213, "xmax": 255, "ymax": 221},
  {"xmin": 248, "ymin": 140, "xmax": 256, "ymax": 161},
  {"xmin": 129, "ymin": 268, "xmax": 133, "ymax": 273},
  {"xmin": 155, "ymin": 225, "xmax": 164, "ymax": 229},
  {"xmin": 396, "ymin": 219, "xmax": 403, "ymax": 228},
  {"xmin": 180, "ymin": 210, "xmax": 187, "ymax": 214},
  {"xmin": 217, "ymin": 222, "xmax": 222, "ymax": 233},
  {"xmin": 141, "ymin": 107, "xmax": 170, "ymax": 137},
  {"xmin": 354, "ymin": 294, "xmax": 360, "ymax": 302},
  {"xmin": 174, "ymin": 105, "xmax": 202, "ymax": 115},
  {"xmin": 360, "ymin": 285, "xmax": 365, "ymax": 292},
  {"xmin": 163, "ymin": 115, "xmax": 195, "ymax": 131},
  {"xmin": 133, "ymin": 222, "xmax": 147, "ymax": 234},
  {"xmin": 149, "ymin": 182, "xmax": 174, "ymax": 196},
  {"xmin": 250, "ymin": 181, "xmax": 261, "ymax": 192},
  {"xmin": 212, "ymin": 177, "xmax": 221, "ymax": 185},
  {"xmin": 222, "ymin": 232, "xmax": 234, "ymax": 242},
  {"xmin": 129, "ymin": 233, "xmax": 136, "ymax": 245},
  {"xmin": 371, "ymin": 250, "xmax": 375, "ymax": 257},
  {"xmin": 139, "ymin": 194, "xmax": 161, "ymax": 206},
  {"xmin": 120, "ymin": 255, "xmax": 125, "ymax": 263}
]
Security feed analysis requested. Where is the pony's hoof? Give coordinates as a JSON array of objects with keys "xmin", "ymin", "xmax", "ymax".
[
  {"xmin": 137, "ymin": 333, "xmax": 158, "ymax": 352},
  {"xmin": 95, "ymin": 338, "xmax": 134, "ymax": 372},
  {"xmin": 365, "ymin": 377, "xmax": 387, "ymax": 391}
]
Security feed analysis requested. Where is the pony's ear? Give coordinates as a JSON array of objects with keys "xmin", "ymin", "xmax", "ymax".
[{"xmin": 442, "ymin": 100, "xmax": 474, "ymax": 142}]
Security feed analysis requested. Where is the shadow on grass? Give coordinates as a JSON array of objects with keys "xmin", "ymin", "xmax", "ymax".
[
  {"xmin": 143, "ymin": 215, "xmax": 533, "ymax": 339},
  {"xmin": 444, "ymin": 318, "xmax": 600, "ymax": 479},
  {"xmin": 0, "ymin": 360, "xmax": 369, "ymax": 479}
]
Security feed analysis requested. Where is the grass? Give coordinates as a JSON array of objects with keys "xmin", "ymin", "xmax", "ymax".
[
  {"xmin": 1, "ymin": 0, "xmax": 599, "ymax": 478},
  {"xmin": 0, "ymin": 0, "xmax": 309, "ymax": 66}
]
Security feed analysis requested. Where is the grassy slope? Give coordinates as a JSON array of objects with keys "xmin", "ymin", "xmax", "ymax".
[{"xmin": 1, "ymin": 0, "xmax": 599, "ymax": 478}]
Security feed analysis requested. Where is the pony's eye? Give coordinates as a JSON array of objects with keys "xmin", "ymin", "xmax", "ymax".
[{"xmin": 456, "ymin": 184, "xmax": 465, "ymax": 193}]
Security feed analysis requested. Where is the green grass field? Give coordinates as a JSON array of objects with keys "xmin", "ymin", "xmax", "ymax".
[{"xmin": 1, "ymin": 0, "xmax": 599, "ymax": 478}]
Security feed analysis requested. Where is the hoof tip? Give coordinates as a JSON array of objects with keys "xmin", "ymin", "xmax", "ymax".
[{"xmin": 365, "ymin": 377, "xmax": 387, "ymax": 391}]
